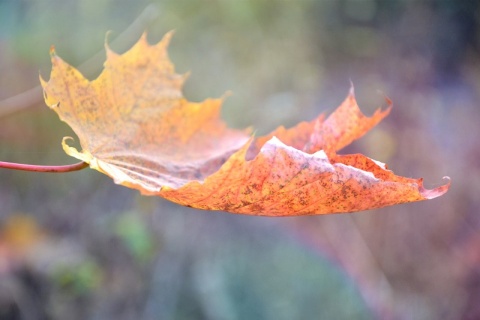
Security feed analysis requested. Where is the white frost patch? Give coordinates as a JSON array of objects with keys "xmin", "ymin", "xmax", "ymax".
[
  {"xmin": 335, "ymin": 162, "xmax": 379, "ymax": 182},
  {"xmin": 371, "ymin": 158, "xmax": 386, "ymax": 169},
  {"xmin": 262, "ymin": 136, "xmax": 335, "ymax": 173},
  {"xmin": 312, "ymin": 149, "xmax": 329, "ymax": 161}
]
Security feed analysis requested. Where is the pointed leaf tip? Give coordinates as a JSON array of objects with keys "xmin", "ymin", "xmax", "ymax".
[
  {"xmin": 49, "ymin": 45, "xmax": 56, "ymax": 57},
  {"xmin": 420, "ymin": 176, "xmax": 451, "ymax": 199},
  {"xmin": 163, "ymin": 30, "xmax": 175, "ymax": 41},
  {"xmin": 104, "ymin": 30, "xmax": 113, "ymax": 53},
  {"xmin": 140, "ymin": 31, "xmax": 149, "ymax": 43}
]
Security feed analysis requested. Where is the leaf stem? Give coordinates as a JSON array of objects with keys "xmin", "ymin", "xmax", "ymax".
[{"xmin": 0, "ymin": 160, "xmax": 88, "ymax": 173}]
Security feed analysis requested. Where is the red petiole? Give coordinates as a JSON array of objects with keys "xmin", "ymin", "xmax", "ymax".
[{"xmin": 0, "ymin": 160, "xmax": 88, "ymax": 173}]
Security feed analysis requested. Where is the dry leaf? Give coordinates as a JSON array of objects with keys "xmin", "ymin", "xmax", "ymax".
[{"xmin": 40, "ymin": 32, "xmax": 450, "ymax": 216}]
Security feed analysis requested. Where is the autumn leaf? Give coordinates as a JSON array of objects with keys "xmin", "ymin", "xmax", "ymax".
[{"xmin": 40, "ymin": 32, "xmax": 450, "ymax": 216}]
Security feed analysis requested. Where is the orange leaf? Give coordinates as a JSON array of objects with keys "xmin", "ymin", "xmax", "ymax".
[{"xmin": 41, "ymin": 32, "xmax": 450, "ymax": 216}]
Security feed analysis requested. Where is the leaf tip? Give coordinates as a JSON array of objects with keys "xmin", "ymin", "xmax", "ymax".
[
  {"xmin": 104, "ymin": 30, "xmax": 112, "ymax": 48},
  {"xmin": 39, "ymin": 74, "xmax": 47, "ymax": 88},
  {"xmin": 376, "ymin": 90, "xmax": 393, "ymax": 116},
  {"xmin": 419, "ymin": 176, "xmax": 451, "ymax": 199},
  {"xmin": 348, "ymin": 80, "xmax": 355, "ymax": 97},
  {"xmin": 49, "ymin": 45, "xmax": 56, "ymax": 57},
  {"xmin": 103, "ymin": 31, "xmax": 118, "ymax": 59},
  {"xmin": 221, "ymin": 90, "xmax": 233, "ymax": 101},
  {"xmin": 62, "ymin": 136, "xmax": 93, "ymax": 164},
  {"xmin": 49, "ymin": 45, "xmax": 66, "ymax": 67},
  {"xmin": 139, "ymin": 30, "xmax": 149, "ymax": 44},
  {"xmin": 159, "ymin": 30, "xmax": 175, "ymax": 48},
  {"xmin": 163, "ymin": 29, "xmax": 175, "ymax": 40}
]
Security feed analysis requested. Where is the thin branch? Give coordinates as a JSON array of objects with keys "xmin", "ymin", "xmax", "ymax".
[
  {"xmin": 0, "ymin": 160, "xmax": 88, "ymax": 173},
  {"xmin": 0, "ymin": 3, "xmax": 159, "ymax": 118},
  {"xmin": 0, "ymin": 87, "xmax": 43, "ymax": 118}
]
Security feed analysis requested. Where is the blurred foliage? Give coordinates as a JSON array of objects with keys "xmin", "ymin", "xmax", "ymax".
[
  {"xmin": 54, "ymin": 260, "xmax": 101, "ymax": 296},
  {"xmin": 0, "ymin": 0, "xmax": 479, "ymax": 319},
  {"xmin": 114, "ymin": 212, "xmax": 156, "ymax": 264},
  {"xmin": 197, "ymin": 241, "xmax": 372, "ymax": 320}
]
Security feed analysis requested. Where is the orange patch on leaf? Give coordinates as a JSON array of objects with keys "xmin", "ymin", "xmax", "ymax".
[{"xmin": 41, "ymin": 32, "xmax": 450, "ymax": 216}]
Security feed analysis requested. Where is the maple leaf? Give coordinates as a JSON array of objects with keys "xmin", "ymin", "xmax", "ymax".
[{"xmin": 40, "ymin": 32, "xmax": 450, "ymax": 216}]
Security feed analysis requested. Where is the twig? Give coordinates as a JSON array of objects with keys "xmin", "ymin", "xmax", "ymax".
[{"xmin": 0, "ymin": 87, "xmax": 43, "ymax": 118}]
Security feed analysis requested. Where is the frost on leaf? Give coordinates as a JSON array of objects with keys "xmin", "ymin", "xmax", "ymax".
[{"xmin": 41, "ymin": 32, "xmax": 450, "ymax": 216}]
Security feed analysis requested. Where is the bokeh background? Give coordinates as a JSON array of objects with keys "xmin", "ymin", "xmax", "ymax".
[{"xmin": 0, "ymin": 1, "xmax": 478, "ymax": 319}]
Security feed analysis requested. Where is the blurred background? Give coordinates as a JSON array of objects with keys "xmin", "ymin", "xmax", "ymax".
[{"xmin": 0, "ymin": 0, "xmax": 478, "ymax": 319}]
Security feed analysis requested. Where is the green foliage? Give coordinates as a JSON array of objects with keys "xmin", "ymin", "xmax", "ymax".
[
  {"xmin": 54, "ymin": 260, "xmax": 101, "ymax": 295},
  {"xmin": 114, "ymin": 212, "xmax": 155, "ymax": 263}
]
